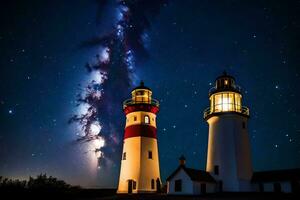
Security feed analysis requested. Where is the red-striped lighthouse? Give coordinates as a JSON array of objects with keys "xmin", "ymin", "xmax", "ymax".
[{"xmin": 117, "ymin": 81, "xmax": 161, "ymax": 194}]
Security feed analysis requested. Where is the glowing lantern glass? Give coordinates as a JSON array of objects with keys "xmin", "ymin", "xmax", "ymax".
[{"xmin": 210, "ymin": 92, "xmax": 242, "ymax": 113}]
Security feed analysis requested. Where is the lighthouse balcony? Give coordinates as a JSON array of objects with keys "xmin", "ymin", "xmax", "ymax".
[
  {"xmin": 123, "ymin": 98, "xmax": 160, "ymax": 109},
  {"xmin": 203, "ymin": 105, "xmax": 249, "ymax": 119}
]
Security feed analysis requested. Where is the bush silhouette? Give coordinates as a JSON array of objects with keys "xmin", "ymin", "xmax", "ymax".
[{"xmin": 0, "ymin": 174, "xmax": 77, "ymax": 193}]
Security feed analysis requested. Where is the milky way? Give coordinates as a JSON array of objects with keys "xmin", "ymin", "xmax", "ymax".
[{"xmin": 69, "ymin": 0, "xmax": 168, "ymax": 169}]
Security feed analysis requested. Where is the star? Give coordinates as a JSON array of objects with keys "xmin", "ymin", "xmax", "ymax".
[
  {"xmin": 172, "ymin": 125, "xmax": 176, "ymax": 129},
  {"xmin": 275, "ymin": 85, "xmax": 279, "ymax": 89},
  {"xmin": 8, "ymin": 109, "xmax": 13, "ymax": 114}
]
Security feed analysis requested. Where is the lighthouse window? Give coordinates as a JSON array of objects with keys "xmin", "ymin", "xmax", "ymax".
[
  {"xmin": 134, "ymin": 116, "xmax": 137, "ymax": 121},
  {"xmin": 148, "ymin": 151, "xmax": 153, "ymax": 159},
  {"xmin": 214, "ymin": 165, "xmax": 219, "ymax": 175},
  {"xmin": 151, "ymin": 179, "xmax": 155, "ymax": 189},
  {"xmin": 123, "ymin": 152, "xmax": 126, "ymax": 160},
  {"xmin": 144, "ymin": 115, "xmax": 150, "ymax": 124},
  {"xmin": 242, "ymin": 122, "xmax": 246, "ymax": 129}
]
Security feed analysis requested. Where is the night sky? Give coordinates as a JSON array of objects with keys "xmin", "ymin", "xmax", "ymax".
[{"xmin": 0, "ymin": 0, "xmax": 300, "ymax": 188}]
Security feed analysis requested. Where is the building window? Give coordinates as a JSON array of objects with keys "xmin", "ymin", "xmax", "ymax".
[
  {"xmin": 175, "ymin": 179, "xmax": 182, "ymax": 192},
  {"xmin": 259, "ymin": 183, "xmax": 264, "ymax": 192},
  {"xmin": 148, "ymin": 151, "xmax": 153, "ymax": 159},
  {"xmin": 151, "ymin": 179, "xmax": 155, "ymax": 189},
  {"xmin": 144, "ymin": 115, "xmax": 150, "ymax": 124},
  {"xmin": 133, "ymin": 181, "xmax": 136, "ymax": 190},
  {"xmin": 274, "ymin": 182, "xmax": 281, "ymax": 192},
  {"xmin": 134, "ymin": 116, "xmax": 137, "ymax": 121},
  {"xmin": 242, "ymin": 122, "xmax": 246, "ymax": 129},
  {"xmin": 123, "ymin": 152, "xmax": 126, "ymax": 160},
  {"xmin": 214, "ymin": 165, "xmax": 219, "ymax": 175},
  {"xmin": 201, "ymin": 183, "xmax": 206, "ymax": 194}
]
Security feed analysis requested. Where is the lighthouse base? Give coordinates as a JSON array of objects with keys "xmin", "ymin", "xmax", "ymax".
[{"xmin": 117, "ymin": 136, "xmax": 161, "ymax": 194}]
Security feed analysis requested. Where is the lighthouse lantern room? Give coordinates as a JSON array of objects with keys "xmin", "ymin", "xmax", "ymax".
[{"xmin": 117, "ymin": 81, "xmax": 161, "ymax": 194}]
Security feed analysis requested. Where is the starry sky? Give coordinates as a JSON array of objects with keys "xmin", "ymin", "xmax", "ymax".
[{"xmin": 0, "ymin": 0, "xmax": 300, "ymax": 188}]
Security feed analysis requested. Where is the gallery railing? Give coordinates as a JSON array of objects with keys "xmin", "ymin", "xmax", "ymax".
[
  {"xmin": 123, "ymin": 98, "xmax": 160, "ymax": 109},
  {"xmin": 203, "ymin": 105, "xmax": 249, "ymax": 119}
]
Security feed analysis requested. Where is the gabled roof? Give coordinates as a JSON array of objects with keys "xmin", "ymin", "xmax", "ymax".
[
  {"xmin": 166, "ymin": 165, "xmax": 216, "ymax": 183},
  {"xmin": 252, "ymin": 168, "xmax": 300, "ymax": 182}
]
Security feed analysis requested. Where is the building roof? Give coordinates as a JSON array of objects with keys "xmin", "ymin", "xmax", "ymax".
[
  {"xmin": 252, "ymin": 168, "xmax": 300, "ymax": 182},
  {"xmin": 166, "ymin": 165, "xmax": 216, "ymax": 183}
]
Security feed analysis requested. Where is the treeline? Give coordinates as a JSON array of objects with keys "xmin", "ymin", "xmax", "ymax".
[
  {"xmin": 0, "ymin": 174, "xmax": 116, "ymax": 199},
  {"xmin": 0, "ymin": 174, "xmax": 79, "ymax": 191}
]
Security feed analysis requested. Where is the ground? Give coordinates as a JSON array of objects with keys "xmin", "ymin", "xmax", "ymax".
[
  {"xmin": 2, "ymin": 189, "xmax": 300, "ymax": 199},
  {"xmin": 101, "ymin": 193, "xmax": 299, "ymax": 200}
]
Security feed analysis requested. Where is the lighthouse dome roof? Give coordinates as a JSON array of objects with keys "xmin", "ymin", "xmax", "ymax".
[{"xmin": 132, "ymin": 81, "xmax": 151, "ymax": 91}]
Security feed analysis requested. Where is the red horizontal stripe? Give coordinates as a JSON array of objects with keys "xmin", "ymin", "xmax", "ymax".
[
  {"xmin": 124, "ymin": 124, "xmax": 157, "ymax": 139},
  {"xmin": 124, "ymin": 104, "xmax": 159, "ymax": 115}
]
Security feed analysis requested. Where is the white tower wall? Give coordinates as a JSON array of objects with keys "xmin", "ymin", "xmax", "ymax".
[{"xmin": 206, "ymin": 113, "xmax": 252, "ymax": 191}]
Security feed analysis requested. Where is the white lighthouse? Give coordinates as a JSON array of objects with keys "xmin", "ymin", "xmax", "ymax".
[
  {"xmin": 117, "ymin": 81, "xmax": 161, "ymax": 193},
  {"xmin": 204, "ymin": 72, "xmax": 253, "ymax": 192}
]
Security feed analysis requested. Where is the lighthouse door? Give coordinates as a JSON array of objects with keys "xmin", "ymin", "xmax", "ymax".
[{"xmin": 128, "ymin": 180, "xmax": 133, "ymax": 194}]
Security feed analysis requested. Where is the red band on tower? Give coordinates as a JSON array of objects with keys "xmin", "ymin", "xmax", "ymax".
[{"xmin": 124, "ymin": 124, "xmax": 157, "ymax": 139}]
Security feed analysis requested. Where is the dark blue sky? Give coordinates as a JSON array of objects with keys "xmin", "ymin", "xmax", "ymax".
[{"xmin": 0, "ymin": 0, "xmax": 299, "ymax": 188}]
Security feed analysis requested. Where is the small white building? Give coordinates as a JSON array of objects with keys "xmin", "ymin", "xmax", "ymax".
[
  {"xmin": 252, "ymin": 169, "xmax": 300, "ymax": 193},
  {"xmin": 167, "ymin": 156, "xmax": 216, "ymax": 195}
]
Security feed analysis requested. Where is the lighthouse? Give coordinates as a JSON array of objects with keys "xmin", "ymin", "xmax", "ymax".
[
  {"xmin": 204, "ymin": 72, "xmax": 252, "ymax": 192},
  {"xmin": 117, "ymin": 81, "xmax": 161, "ymax": 194}
]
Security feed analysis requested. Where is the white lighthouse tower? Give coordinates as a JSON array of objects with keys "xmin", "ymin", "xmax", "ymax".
[
  {"xmin": 204, "ymin": 72, "xmax": 252, "ymax": 192},
  {"xmin": 117, "ymin": 81, "xmax": 161, "ymax": 194}
]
